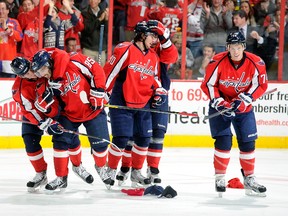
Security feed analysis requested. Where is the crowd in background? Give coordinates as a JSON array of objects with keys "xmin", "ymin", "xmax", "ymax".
[{"xmin": 0, "ymin": 0, "xmax": 288, "ymax": 80}]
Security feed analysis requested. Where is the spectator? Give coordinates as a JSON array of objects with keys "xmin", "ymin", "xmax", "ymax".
[
  {"xmin": 200, "ymin": 0, "xmax": 233, "ymax": 54},
  {"xmin": 118, "ymin": 0, "xmax": 151, "ymax": 42},
  {"xmin": 253, "ymin": 0, "xmax": 276, "ymax": 26},
  {"xmin": 240, "ymin": 0, "xmax": 257, "ymax": 27},
  {"xmin": 259, "ymin": 7, "xmax": 281, "ymax": 71},
  {"xmin": 192, "ymin": 43, "xmax": 215, "ymax": 79},
  {"xmin": 17, "ymin": 0, "xmax": 38, "ymax": 30},
  {"xmin": 112, "ymin": 0, "xmax": 126, "ymax": 45},
  {"xmin": 6, "ymin": 0, "xmax": 19, "ymax": 19},
  {"xmin": 65, "ymin": 36, "xmax": 77, "ymax": 53},
  {"xmin": 0, "ymin": 0, "xmax": 23, "ymax": 78},
  {"xmin": 168, "ymin": 32, "xmax": 194, "ymax": 79},
  {"xmin": 229, "ymin": 10, "xmax": 264, "ymax": 54},
  {"xmin": 17, "ymin": 0, "xmax": 40, "ymax": 59},
  {"xmin": 148, "ymin": 0, "xmax": 183, "ymax": 34},
  {"xmin": 43, "ymin": 0, "xmax": 78, "ymax": 50},
  {"xmin": 58, "ymin": 0, "xmax": 84, "ymax": 53},
  {"xmin": 186, "ymin": 0, "xmax": 204, "ymax": 58},
  {"xmin": 81, "ymin": 0, "xmax": 109, "ymax": 66}
]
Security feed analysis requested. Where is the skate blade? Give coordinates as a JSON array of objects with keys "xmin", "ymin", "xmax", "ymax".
[
  {"xmin": 245, "ymin": 189, "xmax": 266, "ymax": 197},
  {"xmin": 131, "ymin": 181, "xmax": 151, "ymax": 188},
  {"xmin": 27, "ymin": 180, "xmax": 48, "ymax": 193},
  {"xmin": 118, "ymin": 180, "xmax": 127, "ymax": 186},
  {"xmin": 105, "ymin": 184, "xmax": 112, "ymax": 190},
  {"xmin": 218, "ymin": 192, "xmax": 224, "ymax": 198}
]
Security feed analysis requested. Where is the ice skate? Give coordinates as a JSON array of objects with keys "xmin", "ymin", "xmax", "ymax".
[
  {"xmin": 116, "ymin": 167, "xmax": 130, "ymax": 186},
  {"xmin": 26, "ymin": 170, "xmax": 48, "ymax": 193},
  {"xmin": 45, "ymin": 176, "xmax": 68, "ymax": 191},
  {"xmin": 147, "ymin": 166, "xmax": 161, "ymax": 184},
  {"xmin": 215, "ymin": 174, "xmax": 226, "ymax": 198},
  {"xmin": 95, "ymin": 164, "xmax": 112, "ymax": 185},
  {"xmin": 105, "ymin": 167, "xmax": 117, "ymax": 190},
  {"xmin": 72, "ymin": 164, "xmax": 94, "ymax": 184},
  {"xmin": 243, "ymin": 174, "xmax": 267, "ymax": 197},
  {"xmin": 130, "ymin": 168, "xmax": 151, "ymax": 187}
]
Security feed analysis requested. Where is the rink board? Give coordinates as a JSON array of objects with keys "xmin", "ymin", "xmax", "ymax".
[{"xmin": 0, "ymin": 135, "xmax": 287, "ymax": 149}]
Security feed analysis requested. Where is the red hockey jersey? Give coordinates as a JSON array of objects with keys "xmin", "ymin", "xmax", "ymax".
[
  {"xmin": 49, "ymin": 49, "xmax": 106, "ymax": 122},
  {"xmin": 104, "ymin": 42, "xmax": 161, "ymax": 108},
  {"xmin": 12, "ymin": 77, "xmax": 59, "ymax": 125},
  {"xmin": 118, "ymin": 0, "xmax": 154, "ymax": 31},
  {"xmin": 148, "ymin": 6, "xmax": 183, "ymax": 33},
  {"xmin": 201, "ymin": 51, "xmax": 268, "ymax": 112}
]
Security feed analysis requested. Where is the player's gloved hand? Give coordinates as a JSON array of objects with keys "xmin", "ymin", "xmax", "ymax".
[
  {"xmin": 89, "ymin": 88, "xmax": 109, "ymax": 111},
  {"xmin": 48, "ymin": 79, "xmax": 64, "ymax": 96},
  {"xmin": 47, "ymin": 120, "xmax": 64, "ymax": 135},
  {"xmin": 232, "ymin": 92, "xmax": 253, "ymax": 113},
  {"xmin": 152, "ymin": 87, "xmax": 168, "ymax": 108},
  {"xmin": 147, "ymin": 20, "xmax": 171, "ymax": 46},
  {"xmin": 210, "ymin": 97, "xmax": 232, "ymax": 112},
  {"xmin": 34, "ymin": 87, "xmax": 54, "ymax": 113},
  {"xmin": 38, "ymin": 118, "xmax": 63, "ymax": 135},
  {"xmin": 210, "ymin": 97, "xmax": 235, "ymax": 118}
]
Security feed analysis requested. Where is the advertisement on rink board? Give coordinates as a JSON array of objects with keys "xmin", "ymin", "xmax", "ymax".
[{"xmin": 0, "ymin": 80, "xmax": 288, "ymax": 137}]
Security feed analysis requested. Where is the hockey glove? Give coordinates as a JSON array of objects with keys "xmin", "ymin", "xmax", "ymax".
[
  {"xmin": 89, "ymin": 88, "xmax": 109, "ymax": 111},
  {"xmin": 34, "ymin": 87, "xmax": 55, "ymax": 113},
  {"xmin": 232, "ymin": 92, "xmax": 253, "ymax": 113},
  {"xmin": 38, "ymin": 118, "xmax": 63, "ymax": 135},
  {"xmin": 152, "ymin": 87, "xmax": 168, "ymax": 108},
  {"xmin": 210, "ymin": 97, "xmax": 235, "ymax": 118},
  {"xmin": 147, "ymin": 20, "xmax": 171, "ymax": 47}
]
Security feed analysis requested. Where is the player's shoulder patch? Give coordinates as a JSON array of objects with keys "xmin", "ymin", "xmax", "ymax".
[
  {"xmin": 256, "ymin": 59, "xmax": 265, "ymax": 66},
  {"xmin": 116, "ymin": 42, "xmax": 131, "ymax": 48}
]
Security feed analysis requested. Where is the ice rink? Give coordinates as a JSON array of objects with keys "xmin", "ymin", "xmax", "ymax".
[{"xmin": 0, "ymin": 147, "xmax": 287, "ymax": 216}]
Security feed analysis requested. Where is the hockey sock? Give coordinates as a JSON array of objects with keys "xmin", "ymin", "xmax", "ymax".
[
  {"xmin": 131, "ymin": 145, "xmax": 148, "ymax": 170},
  {"xmin": 214, "ymin": 148, "xmax": 230, "ymax": 174},
  {"xmin": 121, "ymin": 143, "xmax": 133, "ymax": 168},
  {"xmin": 147, "ymin": 141, "xmax": 163, "ymax": 169},
  {"xmin": 239, "ymin": 151, "xmax": 255, "ymax": 176},
  {"xmin": 53, "ymin": 149, "xmax": 69, "ymax": 176},
  {"xmin": 27, "ymin": 149, "xmax": 47, "ymax": 172},
  {"xmin": 108, "ymin": 145, "xmax": 123, "ymax": 169},
  {"xmin": 68, "ymin": 145, "xmax": 82, "ymax": 167},
  {"xmin": 92, "ymin": 148, "xmax": 108, "ymax": 167}
]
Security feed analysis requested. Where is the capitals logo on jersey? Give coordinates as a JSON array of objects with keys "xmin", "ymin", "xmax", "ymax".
[{"xmin": 128, "ymin": 59, "xmax": 155, "ymax": 80}]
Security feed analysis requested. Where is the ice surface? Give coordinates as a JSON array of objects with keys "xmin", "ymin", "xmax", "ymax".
[{"xmin": 0, "ymin": 148, "xmax": 287, "ymax": 216}]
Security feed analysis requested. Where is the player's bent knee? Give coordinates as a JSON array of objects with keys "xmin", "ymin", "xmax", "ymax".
[
  {"xmin": 214, "ymin": 135, "xmax": 232, "ymax": 151},
  {"xmin": 23, "ymin": 134, "xmax": 42, "ymax": 152},
  {"xmin": 238, "ymin": 141, "xmax": 255, "ymax": 152},
  {"xmin": 112, "ymin": 136, "xmax": 130, "ymax": 149},
  {"xmin": 134, "ymin": 136, "xmax": 150, "ymax": 148}
]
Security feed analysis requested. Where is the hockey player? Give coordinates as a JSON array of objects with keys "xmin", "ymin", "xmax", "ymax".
[
  {"xmin": 115, "ymin": 20, "xmax": 178, "ymax": 185},
  {"xmin": 103, "ymin": 21, "xmax": 167, "ymax": 188},
  {"xmin": 200, "ymin": 31, "xmax": 268, "ymax": 197},
  {"xmin": 31, "ymin": 49, "xmax": 110, "ymax": 191},
  {"xmin": 11, "ymin": 57, "xmax": 60, "ymax": 192}
]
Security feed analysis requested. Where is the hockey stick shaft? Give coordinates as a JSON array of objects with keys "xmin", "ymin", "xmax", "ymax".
[
  {"xmin": 0, "ymin": 115, "xmax": 117, "ymax": 148},
  {"xmin": 98, "ymin": 24, "xmax": 104, "ymax": 65},
  {"xmin": 203, "ymin": 87, "xmax": 278, "ymax": 121},
  {"xmin": 79, "ymin": 91, "xmax": 198, "ymax": 117},
  {"xmin": 104, "ymin": 104, "xmax": 198, "ymax": 117}
]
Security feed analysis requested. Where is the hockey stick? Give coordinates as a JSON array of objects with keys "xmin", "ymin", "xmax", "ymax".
[
  {"xmin": 203, "ymin": 87, "xmax": 279, "ymax": 121},
  {"xmin": 79, "ymin": 91, "xmax": 198, "ymax": 117},
  {"xmin": 98, "ymin": 24, "xmax": 104, "ymax": 65},
  {"xmin": 0, "ymin": 114, "xmax": 119, "ymax": 150}
]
